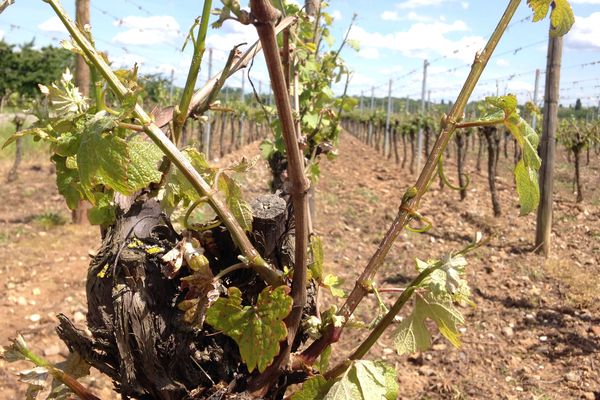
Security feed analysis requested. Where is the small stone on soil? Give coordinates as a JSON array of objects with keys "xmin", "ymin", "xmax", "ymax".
[
  {"xmin": 501, "ymin": 327, "xmax": 514, "ymax": 337},
  {"xmin": 28, "ymin": 314, "xmax": 41, "ymax": 322},
  {"xmin": 73, "ymin": 311, "xmax": 86, "ymax": 323},
  {"xmin": 565, "ymin": 372, "xmax": 579, "ymax": 383},
  {"xmin": 43, "ymin": 345, "xmax": 61, "ymax": 357}
]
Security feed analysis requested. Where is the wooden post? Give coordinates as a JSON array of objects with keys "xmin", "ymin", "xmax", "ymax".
[
  {"xmin": 416, "ymin": 59, "xmax": 428, "ymax": 172},
  {"xmin": 72, "ymin": 0, "xmax": 90, "ymax": 224},
  {"xmin": 384, "ymin": 79, "xmax": 392, "ymax": 157},
  {"xmin": 535, "ymin": 29, "xmax": 564, "ymax": 256},
  {"xmin": 75, "ymin": 0, "xmax": 90, "ymax": 97},
  {"xmin": 204, "ymin": 48, "xmax": 213, "ymax": 158},
  {"xmin": 305, "ymin": 0, "xmax": 320, "ymax": 16},
  {"xmin": 532, "ymin": 69, "xmax": 541, "ymax": 130}
]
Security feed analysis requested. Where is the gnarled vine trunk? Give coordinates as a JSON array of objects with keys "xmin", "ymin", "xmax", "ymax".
[
  {"xmin": 573, "ymin": 146, "xmax": 583, "ymax": 203},
  {"xmin": 57, "ymin": 194, "xmax": 315, "ymax": 400},
  {"xmin": 6, "ymin": 114, "xmax": 25, "ymax": 183},
  {"xmin": 483, "ymin": 126, "xmax": 502, "ymax": 217},
  {"xmin": 455, "ymin": 131, "xmax": 467, "ymax": 201}
]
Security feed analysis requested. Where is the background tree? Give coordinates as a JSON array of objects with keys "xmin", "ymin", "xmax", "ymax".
[
  {"xmin": 0, "ymin": 40, "xmax": 20, "ymax": 112},
  {"xmin": 2, "ymin": 41, "xmax": 73, "ymax": 182},
  {"xmin": 557, "ymin": 118, "xmax": 599, "ymax": 203}
]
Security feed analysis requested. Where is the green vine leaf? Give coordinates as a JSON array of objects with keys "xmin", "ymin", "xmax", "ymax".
[
  {"xmin": 309, "ymin": 235, "xmax": 324, "ymax": 281},
  {"xmin": 220, "ymin": 175, "xmax": 253, "ymax": 232},
  {"xmin": 87, "ymin": 191, "xmax": 116, "ymax": 226},
  {"xmin": 2, "ymin": 127, "xmax": 47, "ymax": 149},
  {"xmin": 227, "ymin": 156, "xmax": 258, "ymax": 174},
  {"xmin": 291, "ymin": 376, "xmax": 331, "ymax": 400},
  {"xmin": 259, "ymin": 140, "xmax": 277, "ymax": 160},
  {"xmin": 550, "ymin": 0, "xmax": 575, "ymax": 37},
  {"xmin": 527, "ymin": 0, "xmax": 574, "ymax": 36},
  {"xmin": 303, "ymin": 113, "xmax": 320, "ymax": 130},
  {"xmin": 78, "ymin": 112, "xmax": 162, "ymax": 201},
  {"xmin": 485, "ymin": 94, "xmax": 517, "ymax": 115},
  {"xmin": 163, "ymin": 148, "xmax": 215, "ymax": 210},
  {"xmin": 296, "ymin": 361, "xmax": 397, "ymax": 400},
  {"xmin": 18, "ymin": 367, "xmax": 48, "ymax": 398},
  {"xmin": 514, "ymin": 159, "xmax": 540, "ymax": 216},
  {"xmin": 528, "ymin": 0, "xmax": 551, "ymax": 22},
  {"xmin": 322, "ymin": 273, "xmax": 346, "ymax": 298},
  {"xmin": 308, "ymin": 162, "xmax": 321, "ymax": 184},
  {"xmin": 77, "ymin": 115, "xmax": 126, "ymax": 199},
  {"xmin": 393, "ymin": 305, "xmax": 431, "ymax": 355},
  {"xmin": 415, "ymin": 256, "xmax": 471, "ymax": 304},
  {"xmin": 53, "ymin": 156, "xmax": 83, "ymax": 210},
  {"xmin": 394, "ymin": 293, "xmax": 464, "ymax": 355},
  {"xmin": 127, "ymin": 138, "xmax": 164, "ymax": 190},
  {"xmin": 205, "ymin": 286, "xmax": 292, "ymax": 373},
  {"xmin": 481, "ymin": 95, "xmax": 542, "ymax": 215}
]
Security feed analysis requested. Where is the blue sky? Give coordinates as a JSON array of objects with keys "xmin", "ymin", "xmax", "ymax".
[{"xmin": 1, "ymin": 0, "xmax": 599, "ymax": 106}]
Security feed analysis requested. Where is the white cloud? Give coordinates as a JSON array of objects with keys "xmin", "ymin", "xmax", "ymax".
[
  {"xmin": 378, "ymin": 65, "xmax": 405, "ymax": 75},
  {"xmin": 109, "ymin": 53, "xmax": 146, "ymax": 68},
  {"xmin": 331, "ymin": 10, "xmax": 342, "ymax": 20},
  {"xmin": 358, "ymin": 47, "xmax": 380, "ymax": 59},
  {"xmin": 38, "ymin": 16, "xmax": 68, "ymax": 33},
  {"xmin": 381, "ymin": 11, "xmax": 433, "ymax": 22},
  {"xmin": 381, "ymin": 11, "xmax": 399, "ymax": 20},
  {"xmin": 461, "ymin": 2, "xmax": 469, "ymax": 9},
  {"xmin": 505, "ymin": 80, "xmax": 534, "ymax": 92},
  {"xmin": 205, "ymin": 19, "xmax": 258, "ymax": 53},
  {"xmin": 396, "ymin": 0, "xmax": 452, "ymax": 9},
  {"xmin": 143, "ymin": 54, "xmax": 193, "ymax": 82},
  {"xmin": 348, "ymin": 72, "xmax": 378, "ymax": 89},
  {"xmin": 148, "ymin": 63, "xmax": 178, "ymax": 76},
  {"xmin": 112, "ymin": 15, "xmax": 181, "ymax": 46},
  {"xmin": 0, "ymin": 30, "xmax": 4, "ymax": 40},
  {"xmin": 348, "ymin": 20, "xmax": 484, "ymax": 62},
  {"xmin": 565, "ymin": 12, "xmax": 600, "ymax": 50},
  {"xmin": 496, "ymin": 58, "xmax": 510, "ymax": 67}
]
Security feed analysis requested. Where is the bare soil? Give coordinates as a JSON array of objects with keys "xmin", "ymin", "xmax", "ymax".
[{"xmin": 1, "ymin": 133, "xmax": 599, "ymax": 400}]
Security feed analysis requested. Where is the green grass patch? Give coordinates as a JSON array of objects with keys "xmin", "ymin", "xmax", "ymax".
[
  {"xmin": 0, "ymin": 116, "xmax": 49, "ymax": 161},
  {"xmin": 355, "ymin": 186, "xmax": 379, "ymax": 204},
  {"xmin": 33, "ymin": 212, "xmax": 68, "ymax": 229}
]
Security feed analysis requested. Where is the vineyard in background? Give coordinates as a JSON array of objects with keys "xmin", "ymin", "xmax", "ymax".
[{"xmin": 0, "ymin": 0, "xmax": 599, "ymax": 399}]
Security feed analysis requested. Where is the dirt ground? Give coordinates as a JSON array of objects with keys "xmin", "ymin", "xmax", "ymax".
[{"xmin": 0, "ymin": 132, "xmax": 599, "ymax": 399}]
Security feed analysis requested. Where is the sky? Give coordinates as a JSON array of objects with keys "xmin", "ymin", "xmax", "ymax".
[{"xmin": 1, "ymin": 0, "xmax": 599, "ymax": 107}]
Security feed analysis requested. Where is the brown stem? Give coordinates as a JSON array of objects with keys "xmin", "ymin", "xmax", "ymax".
[
  {"xmin": 299, "ymin": 0, "xmax": 522, "ymax": 365},
  {"xmin": 117, "ymin": 122, "xmax": 145, "ymax": 132},
  {"xmin": 282, "ymin": 27, "xmax": 291, "ymax": 89},
  {"xmin": 152, "ymin": 16, "xmax": 298, "ymax": 129},
  {"xmin": 249, "ymin": 0, "xmax": 309, "ymax": 393},
  {"xmin": 455, "ymin": 118, "xmax": 504, "ymax": 129}
]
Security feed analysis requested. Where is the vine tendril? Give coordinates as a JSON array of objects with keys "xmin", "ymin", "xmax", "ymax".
[{"xmin": 437, "ymin": 158, "xmax": 470, "ymax": 191}]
